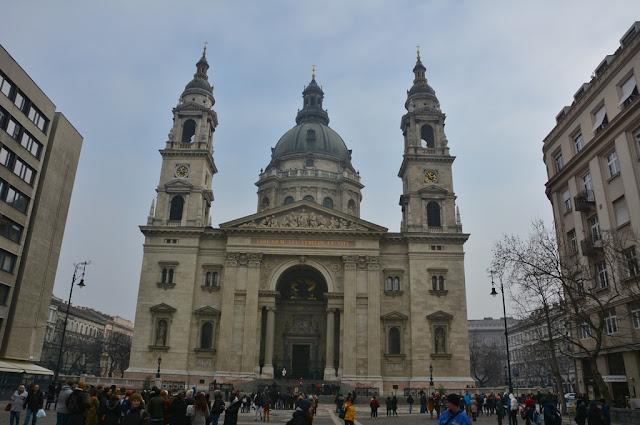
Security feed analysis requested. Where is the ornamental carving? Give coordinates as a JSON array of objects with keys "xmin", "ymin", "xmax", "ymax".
[
  {"xmin": 343, "ymin": 255, "xmax": 357, "ymax": 270},
  {"xmin": 356, "ymin": 256, "xmax": 368, "ymax": 270},
  {"xmin": 248, "ymin": 253, "xmax": 263, "ymax": 267},
  {"xmin": 367, "ymin": 256, "xmax": 380, "ymax": 269},
  {"xmin": 237, "ymin": 253, "xmax": 249, "ymax": 266},
  {"xmin": 239, "ymin": 209, "xmax": 367, "ymax": 231},
  {"xmin": 225, "ymin": 253, "xmax": 238, "ymax": 266}
]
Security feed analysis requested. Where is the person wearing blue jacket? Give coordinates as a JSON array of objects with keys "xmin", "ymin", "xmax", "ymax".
[{"xmin": 436, "ymin": 394, "xmax": 471, "ymax": 425}]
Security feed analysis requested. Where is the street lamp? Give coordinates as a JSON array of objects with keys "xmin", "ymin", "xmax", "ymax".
[
  {"xmin": 156, "ymin": 355, "xmax": 162, "ymax": 379},
  {"xmin": 53, "ymin": 261, "xmax": 90, "ymax": 385},
  {"xmin": 491, "ymin": 271, "xmax": 513, "ymax": 394},
  {"xmin": 429, "ymin": 363, "xmax": 434, "ymax": 389}
]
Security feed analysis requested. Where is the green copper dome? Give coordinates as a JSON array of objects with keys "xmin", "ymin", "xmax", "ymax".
[
  {"xmin": 272, "ymin": 121, "xmax": 350, "ymax": 160},
  {"xmin": 271, "ymin": 75, "xmax": 351, "ymax": 162}
]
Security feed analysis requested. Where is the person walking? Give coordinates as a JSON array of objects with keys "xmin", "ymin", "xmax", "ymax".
[
  {"xmin": 46, "ymin": 383, "xmax": 56, "ymax": 411},
  {"xmin": 435, "ymin": 394, "xmax": 472, "ymax": 425},
  {"xmin": 470, "ymin": 396, "xmax": 478, "ymax": 422},
  {"xmin": 575, "ymin": 399, "xmax": 587, "ymax": 425},
  {"xmin": 342, "ymin": 396, "xmax": 355, "ymax": 425},
  {"xmin": 223, "ymin": 395, "xmax": 241, "ymax": 425},
  {"xmin": 23, "ymin": 384, "xmax": 44, "ymax": 425},
  {"xmin": 210, "ymin": 391, "xmax": 225, "ymax": 425},
  {"xmin": 406, "ymin": 395, "xmax": 414, "ymax": 414},
  {"xmin": 55, "ymin": 382, "xmax": 73, "ymax": 425},
  {"xmin": 370, "ymin": 396, "xmax": 380, "ymax": 419},
  {"xmin": 508, "ymin": 394, "xmax": 519, "ymax": 425},
  {"xmin": 495, "ymin": 395, "xmax": 504, "ymax": 425},
  {"xmin": 253, "ymin": 392, "xmax": 263, "ymax": 422},
  {"xmin": 391, "ymin": 396, "xmax": 398, "ymax": 417},
  {"xmin": 9, "ymin": 385, "xmax": 28, "ymax": 425}
]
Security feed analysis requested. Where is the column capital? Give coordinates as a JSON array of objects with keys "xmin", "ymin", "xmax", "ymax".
[
  {"xmin": 326, "ymin": 307, "xmax": 337, "ymax": 314},
  {"xmin": 265, "ymin": 306, "xmax": 277, "ymax": 313},
  {"xmin": 248, "ymin": 253, "xmax": 263, "ymax": 267},
  {"xmin": 225, "ymin": 253, "xmax": 238, "ymax": 266},
  {"xmin": 342, "ymin": 255, "xmax": 357, "ymax": 270}
]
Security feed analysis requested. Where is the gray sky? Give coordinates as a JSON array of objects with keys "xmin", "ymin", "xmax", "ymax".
[{"xmin": 1, "ymin": 1, "xmax": 637, "ymax": 322}]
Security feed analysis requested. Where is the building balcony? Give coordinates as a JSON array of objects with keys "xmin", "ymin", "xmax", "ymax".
[
  {"xmin": 580, "ymin": 233, "xmax": 603, "ymax": 256},
  {"xmin": 574, "ymin": 190, "xmax": 595, "ymax": 212}
]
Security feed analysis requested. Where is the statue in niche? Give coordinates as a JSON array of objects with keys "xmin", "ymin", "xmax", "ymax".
[
  {"xmin": 434, "ymin": 327, "xmax": 445, "ymax": 354},
  {"xmin": 156, "ymin": 320, "xmax": 168, "ymax": 346}
]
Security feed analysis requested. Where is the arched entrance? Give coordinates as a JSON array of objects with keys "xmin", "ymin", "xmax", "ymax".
[{"xmin": 273, "ymin": 266, "xmax": 327, "ymax": 380}]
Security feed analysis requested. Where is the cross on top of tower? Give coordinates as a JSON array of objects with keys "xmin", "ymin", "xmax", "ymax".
[
  {"xmin": 203, "ymin": 41, "xmax": 208, "ymax": 57},
  {"xmin": 312, "ymin": 64, "xmax": 316, "ymax": 80}
]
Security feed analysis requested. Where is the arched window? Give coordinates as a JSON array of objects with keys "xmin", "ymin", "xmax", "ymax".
[
  {"xmin": 432, "ymin": 276, "xmax": 438, "ymax": 290},
  {"xmin": 169, "ymin": 196, "xmax": 184, "ymax": 221},
  {"xmin": 394, "ymin": 277, "xmax": 400, "ymax": 291},
  {"xmin": 421, "ymin": 125, "xmax": 435, "ymax": 148},
  {"xmin": 439, "ymin": 276, "xmax": 445, "ymax": 290},
  {"xmin": 212, "ymin": 272, "xmax": 219, "ymax": 286},
  {"xmin": 389, "ymin": 327, "xmax": 401, "ymax": 354},
  {"xmin": 205, "ymin": 272, "xmax": 212, "ymax": 286},
  {"xmin": 200, "ymin": 322, "xmax": 213, "ymax": 349},
  {"xmin": 347, "ymin": 199, "xmax": 356, "ymax": 215},
  {"xmin": 168, "ymin": 269, "xmax": 174, "ymax": 283},
  {"xmin": 387, "ymin": 277, "xmax": 393, "ymax": 291},
  {"xmin": 306, "ymin": 158, "xmax": 315, "ymax": 167},
  {"xmin": 181, "ymin": 119, "xmax": 196, "ymax": 142},
  {"xmin": 323, "ymin": 197, "xmax": 334, "ymax": 209},
  {"xmin": 283, "ymin": 196, "xmax": 294, "ymax": 205},
  {"xmin": 261, "ymin": 197, "xmax": 270, "ymax": 210},
  {"xmin": 303, "ymin": 195, "xmax": 315, "ymax": 202},
  {"xmin": 427, "ymin": 202, "xmax": 441, "ymax": 227},
  {"xmin": 161, "ymin": 268, "xmax": 168, "ymax": 283}
]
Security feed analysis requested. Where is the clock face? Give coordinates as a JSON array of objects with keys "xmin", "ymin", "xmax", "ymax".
[
  {"xmin": 425, "ymin": 171, "xmax": 438, "ymax": 183},
  {"xmin": 175, "ymin": 165, "xmax": 190, "ymax": 178}
]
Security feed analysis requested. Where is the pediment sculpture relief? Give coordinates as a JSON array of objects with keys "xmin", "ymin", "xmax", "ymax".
[{"xmin": 239, "ymin": 208, "xmax": 367, "ymax": 231}]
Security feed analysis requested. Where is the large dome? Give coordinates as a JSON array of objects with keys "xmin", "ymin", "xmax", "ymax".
[{"xmin": 272, "ymin": 121, "xmax": 350, "ymax": 161}]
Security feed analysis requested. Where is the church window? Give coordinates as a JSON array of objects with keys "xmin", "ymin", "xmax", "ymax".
[
  {"xmin": 261, "ymin": 197, "xmax": 270, "ymax": 210},
  {"xmin": 161, "ymin": 268, "xmax": 174, "ymax": 284},
  {"xmin": 322, "ymin": 197, "xmax": 333, "ymax": 209},
  {"xmin": 427, "ymin": 201, "xmax": 441, "ymax": 227},
  {"xmin": 388, "ymin": 327, "xmax": 401, "ymax": 354},
  {"xmin": 421, "ymin": 124, "xmax": 435, "ymax": 148},
  {"xmin": 169, "ymin": 196, "xmax": 184, "ymax": 221},
  {"xmin": 439, "ymin": 276, "xmax": 445, "ymax": 290},
  {"xmin": 205, "ymin": 271, "xmax": 211, "ymax": 286},
  {"xmin": 393, "ymin": 277, "xmax": 400, "ymax": 291},
  {"xmin": 303, "ymin": 195, "xmax": 315, "ymax": 202},
  {"xmin": 182, "ymin": 119, "xmax": 196, "ymax": 142},
  {"xmin": 205, "ymin": 271, "xmax": 219, "ymax": 287},
  {"xmin": 200, "ymin": 322, "xmax": 213, "ymax": 349},
  {"xmin": 386, "ymin": 277, "xmax": 393, "ymax": 291},
  {"xmin": 432, "ymin": 276, "xmax": 437, "ymax": 290},
  {"xmin": 384, "ymin": 269, "xmax": 404, "ymax": 296},
  {"xmin": 310, "ymin": 97, "xmax": 316, "ymax": 106},
  {"xmin": 306, "ymin": 159, "xmax": 315, "ymax": 167},
  {"xmin": 283, "ymin": 196, "xmax": 294, "ymax": 205}
]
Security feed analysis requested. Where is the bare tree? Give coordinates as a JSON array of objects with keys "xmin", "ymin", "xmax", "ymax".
[
  {"xmin": 492, "ymin": 219, "xmax": 640, "ymax": 405},
  {"xmin": 103, "ymin": 331, "xmax": 132, "ymax": 377},
  {"xmin": 469, "ymin": 334, "xmax": 507, "ymax": 387}
]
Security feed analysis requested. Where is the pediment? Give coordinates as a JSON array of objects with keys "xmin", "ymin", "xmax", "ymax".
[
  {"xmin": 165, "ymin": 180, "xmax": 194, "ymax": 192},
  {"xmin": 418, "ymin": 185, "xmax": 449, "ymax": 196},
  {"xmin": 220, "ymin": 200, "xmax": 387, "ymax": 233},
  {"xmin": 426, "ymin": 310, "xmax": 453, "ymax": 322},
  {"xmin": 150, "ymin": 303, "xmax": 177, "ymax": 314},
  {"xmin": 194, "ymin": 306, "xmax": 221, "ymax": 317},
  {"xmin": 381, "ymin": 311, "xmax": 409, "ymax": 322}
]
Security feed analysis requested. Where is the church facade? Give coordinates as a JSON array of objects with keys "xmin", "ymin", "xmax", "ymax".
[{"xmin": 127, "ymin": 49, "xmax": 473, "ymax": 391}]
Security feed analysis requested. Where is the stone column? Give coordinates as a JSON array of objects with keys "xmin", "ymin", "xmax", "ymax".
[
  {"xmin": 255, "ymin": 307, "xmax": 264, "ymax": 376},
  {"xmin": 342, "ymin": 256, "xmax": 357, "ymax": 377},
  {"xmin": 324, "ymin": 308, "xmax": 336, "ymax": 380},
  {"xmin": 367, "ymin": 257, "xmax": 382, "ymax": 377},
  {"xmin": 262, "ymin": 306, "xmax": 276, "ymax": 378},
  {"xmin": 217, "ymin": 253, "xmax": 238, "ymax": 371},
  {"xmin": 241, "ymin": 253, "xmax": 262, "ymax": 373},
  {"xmin": 338, "ymin": 308, "xmax": 344, "ymax": 378}
]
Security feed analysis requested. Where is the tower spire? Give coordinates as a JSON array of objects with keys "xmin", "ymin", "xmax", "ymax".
[
  {"xmin": 194, "ymin": 44, "xmax": 210, "ymax": 82},
  {"xmin": 413, "ymin": 45, "xmax": 427, "ymax": 84}
]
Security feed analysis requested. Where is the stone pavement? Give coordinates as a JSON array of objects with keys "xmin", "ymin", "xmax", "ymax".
[{"xmin": 5, "ymin": 404, "xmax": 573, "ymax": 425}]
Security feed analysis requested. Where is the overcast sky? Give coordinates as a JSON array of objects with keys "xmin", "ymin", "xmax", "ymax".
[{"xmin": 1, "ymin": 1, "xmax": 638, "ymax": 322}]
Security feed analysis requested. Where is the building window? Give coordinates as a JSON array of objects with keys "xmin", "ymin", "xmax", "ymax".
[
  {"xmin": 5, "ymin": 118, "xmax": 22, "ymax": 140},
  {"xmin": 623, "ymin": 246, "xmax": 639, "ymax": 278},
  {"xmin": 582, "ymin": 172, "xmax": 593, "ymax": 191},
  {"xmin": 205, "ymin": 271, "xmax": 219, "ymax": 287},
  {"xmin": 432, "ymin": 276, "xmax": 437, "ymax": 290},
  {"xmin": 573, "ymin": 133, "xmax": 584, "ymax": 152},
  {"xmin": 0, "ymin": 215, "xmax": 23, "ymax": 243},
  {"xmin": 303, "ymin": 195, "xmax": 315, "ymax": 202},
  {"xmin": 579, "ymin": 321, "xmax": 592, "ymax": 340},
  {"xmin": 283, "ymin": 196, "xmax": 294, "ymax": 205},
  {"xmin": 604, "ymin": 309, "xmax": 618, "ymax": 335},
  {"xmin": 439, "ymin": 276, "xmax": 445, "ymax": 290},
  {"xmin": 5, "ymin": 186, "xmax": 30, "ymax": 213},
  {"xmin": 635, "ymin": 129, "xmax": 640, "ymax": 156},
  {"xmin": 592, "ymin": 105, "xmax": 608, "ymax": 133},
  {"xmin": 0, "ymin": 73, "xmax": 12, "ymax": 97},
  {"xmin": 0, "ymin": 283, "xmax": 9, "ymax": 305},
  {"xmin": 588, "ymin": 215, "xmax": 600, "ymax": 240},
  {"xmin": 13, "ymin": 158, "xmax": 35, "ymax": 185},
  {"xmin": 388, "ymin": 327, "xmax": 401, "ymax": 354},
  {"xmin": 260, "ymin": 197, "xmax": 269, "ymax": 210},
  {"xmin": 305, "ymin": 158, "xmax": 314, "ymax": 167},
  {"xmin": 200, "ymin": 322, "xmax": 213, "ymax": 349},
  {"xmin": 554, "ymin": 151, "xmax": 564, "ymax": 171},
  {"xmin": 619, "ymin": 74, "xmax": 638, "ymax": 107},
  {"xmin": 562, "ymin": 190, "xmax": 571, "ymax": 213},
  {"xmin": 161, "ymin": 268, "xmax": 174, "ymax": 284},
  {"xmin": 421, "ymin": 125, "xmax": 435, "ymax": 148},
  {"xmin": 0, "ymin": 146, "xmax": 13, "ymax": 167},
  {"xmin": 322, "ymin": 197, "xmax": 333, "ymax": 209},
  {"xmin": 606, "ymin": 151, "xmax": 620, "ymax": 177},
  {"xmin": 384, "ymin": 270, "xmax": 404, "ymax": 295},
  {"xmin": 169, "ymin": 195, "xmax": 184, "ymax": 221},
  {"xmin": 181, "ymin": 119, "xmax": 196, "ymax": 143},
  {"xmin": 0, "ymin": 248, "xmax": 17, "ymax": 273},
  {"xmin": 306, "ymin": 129, "xmax": 316, "ymax": 142},
  {"xmin": 347, "ymin": 199, "xmax": 356, "ymax": 215},
  {"xmin": 596, "ymin": 262, "xmax": 609, "ymax": 288},
  {"xmin": 568, "ymin": 229, "xmax": 577, "ymax": 254},
  {"xmin": 613, "ymin": 197, "xmax": 630, "ymax": 227},
  {"xmin": 631, "ymin": 304, "xmax": 640, "ymax": 329},
  {"xmin": 427, "ymin": 201, "xmax": 441, "ymax": 227},
  {"xmin": 20, "ymin": 132, "xmax": 42, "ymax": 158},
  {"xmin": 13, "ymin": 91, "xmax": 25, "ymax": 111},
  {"xmin": 27, "ymin": 105, "xmax": 47, "ymax": 132}
]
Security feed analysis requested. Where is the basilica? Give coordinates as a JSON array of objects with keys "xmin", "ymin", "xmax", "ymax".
[{"xmin": 127, "ymin": 48, "xmax": 473, "ymax": 392}]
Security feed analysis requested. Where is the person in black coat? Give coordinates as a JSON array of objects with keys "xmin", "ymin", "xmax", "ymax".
[
  {"xmin": 286, "ymin": 399, "xmax": 313, "ymax": 425},
  {"xmin": 167, "ymin": 393, "xmax": 188, "ymax": 425},
  {"xmin": 575, "ymin": 400, "xmax": 587, "ymax": 425},
  {"xmin": 222, "ymin": 395, "xmax": 241, "ymax": 425},
  {"xmin": 23, "ymin": 384, "xmax": 44, "ymax": 425},
  {"xmin": 586, "ymin": 401, "xmax": 603, "ymax": 425}
]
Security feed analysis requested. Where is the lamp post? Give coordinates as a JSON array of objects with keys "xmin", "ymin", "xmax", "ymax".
[
  {"xmin": 429, "ymin": 363, "xmax": 434, "ymax": 391},
  {"xmin": 156, "ymin": 355, "xmax": 162, "ymax": 379},
  {"xmin": 53, "ymin": 261, "xmax": 90, "ymax": 385},
  {"xmin": 491, "ymin": 271, "xmax": 513, "ymax": 394}
]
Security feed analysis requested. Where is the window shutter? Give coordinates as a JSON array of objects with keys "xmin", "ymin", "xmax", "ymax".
[
  {"xmin": 618, "ymin": 75, "xmax": 637, "ymax": 105},
  {"xmin": 592, "ymin": 105, "xmax": 607, "ymax": 132},
  {"xmin": 614, "ymin": 197, "xmax": 630, "ymax": 226}
]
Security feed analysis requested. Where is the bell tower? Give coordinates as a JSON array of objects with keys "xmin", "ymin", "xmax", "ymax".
[
  {"xmin": 148, "ymin": 46, "xmax": 218, "ymax": 227},
  {"xmin": 398, "ymin": 49, "xmax": 462, "ymax": 233}
]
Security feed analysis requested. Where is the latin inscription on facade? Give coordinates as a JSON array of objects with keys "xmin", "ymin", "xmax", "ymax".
[{"xmin": 251, "ymin": 238, "xmax": 355, "ymax": 247}]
